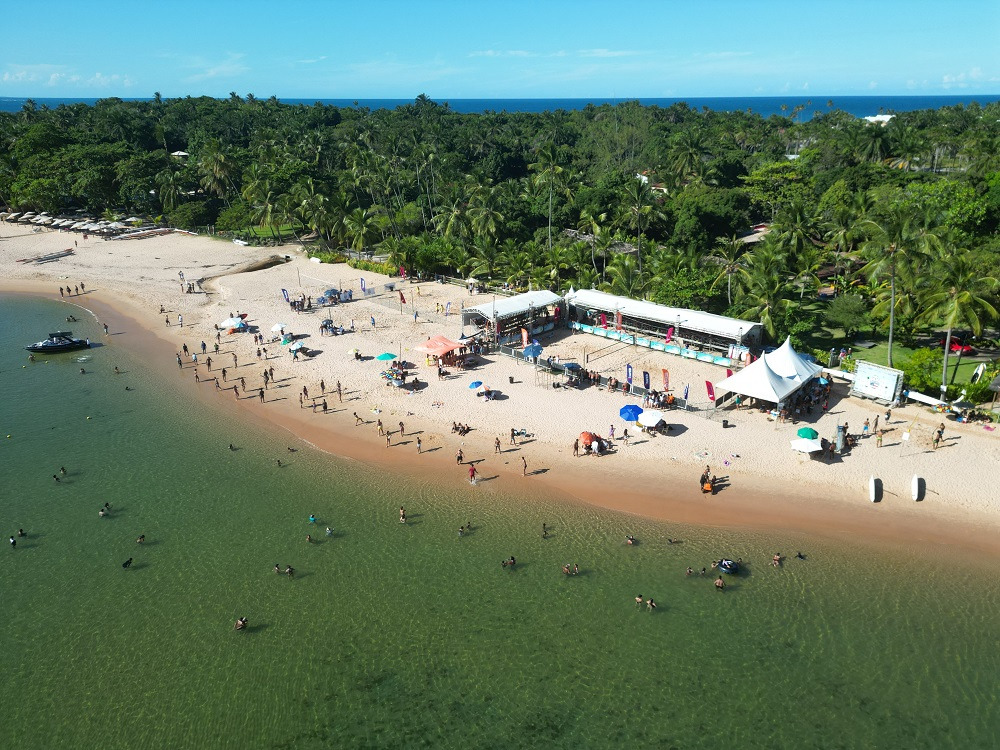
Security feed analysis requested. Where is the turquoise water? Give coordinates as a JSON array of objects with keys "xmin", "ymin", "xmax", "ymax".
[{"xmin": 2, "ymin": 294, "xmax": 999, "ymax": 749}]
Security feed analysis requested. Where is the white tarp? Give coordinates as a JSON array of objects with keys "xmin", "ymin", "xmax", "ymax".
[{"xmin": 564, "ymin": 288, "xmax": 761, "ymax": 341}]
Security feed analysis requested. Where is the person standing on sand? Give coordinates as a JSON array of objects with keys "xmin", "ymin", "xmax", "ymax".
[
  {"xmin": 510, "ymin": 428, "xmax": 517, "ymax": 446},
  {"xmin": 178, "ymin": 314, "xmax": 183, "ymax": 327},
  {"xmin": 165, "ymin": 316, "xmax": 171, "ymax": 327},
  {"xmin": 873, "ymin": 415, "xmax": 879, "ymax": 434},
  {"xmin": 336, "ymin": 381, "xmax": 342, "ymax": 402},
  {"xmin": 608, "ymin": 425, "xmax": 615, "ymax": 440},
  {"xmin": 103, "ymin": 323, "xmax": 109, "ymax": 335},
  {"xmin": 521, "ymin": 456, "xmax": 527, "ymax": 476},
  {"xmin": 233, "ymin": 386, "xmax": 239, "ymax": 401},
  {"xmin": 386, "ymin": 433, "xmax": 391, "ymax": 448},
  {"xmin": 416, "ymin": 437, "xmax": 422, "ymax": 453},
  {"xmin": 176, "ymin": 354, "xmax": 183, "ymax": 369},
  {"xmin": 239, "ymin": 377, "xmax": 246, "ymax": 392},
  {"xmin": 354, "ymin": 412, "xmax": 362, "ymax": 425},
  {"xmin": 258, "ymin": 389, "xmax": 264, "ymax": 403},
  {"xmin": 320, "ymin": 380, "xmax": 325, "ymax": 395},
  {"xmin": 876, "ymin": 430, "xmax": 883, "ymax": 448},
  {"xmin": 456, "ymin": 449, "xmax": 464, "ymax": 465},
  {"xmin": 398, "ymin": 422, "xmax": 405, "ymax": 437},
  {"xmin": 468, "ymin": 464, "xmax": 478, "ymax": 485},
  {"xmin": 377, "ymin": 419, "xmax": 384, "ymax": 435},
  {"xmin": 59, "ymin": 287, "xmax": 64, "ymax": 298},
  {"xmin": 222, "ymin": 368, "xmax": 227, "ymax": 383},
  {"xmin": 495, "ymin": 437, "xmax": 502, "ymax": 454},
  {"xmin": 573, "ymin": 439, "xmax": 579, "ymax": 457}
]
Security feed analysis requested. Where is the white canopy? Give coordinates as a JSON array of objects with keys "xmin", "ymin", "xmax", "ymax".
[
  {"xmin": 564, "ymin": 288, "xmax": 761, "ymax": 341},
  {"xmin": 715, "ymin": 353, "xmax": 800, "ymax": 403},
  {"xmin": 463, "ymin": 290, "xmax": 561, "ymax": 322},
  {"xmin": 715, "ymin": 339, "xmax": 819, "ymax": 404},
  {"xmin": 767, "ymin": 337, "xmax": 823, "ymax": 382}
]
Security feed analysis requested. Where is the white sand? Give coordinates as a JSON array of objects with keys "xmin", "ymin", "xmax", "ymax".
[{"xmin": 5, "ymin": 222, "xmax": 999, "ymax": 542}]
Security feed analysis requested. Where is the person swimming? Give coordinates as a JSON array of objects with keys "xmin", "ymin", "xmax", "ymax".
[
  {"xmin": 234, "ymin": 617, "xmax": 248, "ymax": 631},
  {"xmin": 136, "ymin": 534, "xmax": 145, "ymax": 544},
  {"xmin": 325, "ymin": 527, "xmax": 333, "ymax": 537},
  {"xmin": 795, "ymin": 551, "xmax": 806, "ymax": 560},
  {"xmin": 122, "ymin": 558, "xmax": 133, "ymax": 569},
  {"xmin": 308, "ymin": 514, "xmax": 316, "ymax": 524}
]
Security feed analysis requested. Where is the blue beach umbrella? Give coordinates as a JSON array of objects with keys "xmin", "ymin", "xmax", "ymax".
[
  {"xmin": 469, "ymin": 380, "xmax": 483, "ymax": 389},
  {"xmin": 522, "ymin": 344, "xmax": 543, "ymax": 358},
  {"xmin": 619, "ymin": 404, "xmax": 643, "ymax": 422},
  {"xmin": 376, "ymin": 352, "xmax": 397, "ymax": 361},
  {"xmin": 563, "ymin": 362, "xmax": 582, "ymax": 371},
  {"xmin": 818, "ymin": 377, "xmax": 830, "ymax": 385}
]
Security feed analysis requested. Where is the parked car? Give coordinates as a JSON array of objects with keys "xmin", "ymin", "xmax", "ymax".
[{"xmin": 939, "ymin": 338, "xmax": 976, "ymax": 355}]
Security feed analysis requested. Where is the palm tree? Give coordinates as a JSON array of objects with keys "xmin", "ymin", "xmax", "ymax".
[
  {"xmin": 918, "ymin": 255, "xmax": 997, "ymax": 393},
  {"xmin": 602, "ymin": 254, "xmax": 647, "ymax": 299},
  {"xmin": 619, "ymin": 176, "xmax": 662, "ymax": 277},
  {"xmin": 197, "ymin": 141, "xmax": 236, "ymax": 203},
  {"xmin": 343, "ymin": 208, "xmax": 378, "ymax": 255},
  {"xmin": 155, "ymin": 169, "xmax": 185, "ymax": 212},
  {"xmin": 860, "ymin": 207, "xmax": 942, "ymax": 367},
  {"xmin": 702, "ymin": 234, "xmax": 747, "ymax": 306},
  {"xmin": 735, "ymin": 266, "xmax": 794, "ymax": 339},
  {"xmin": 528, "ymin": 142, "xmax": 565, "ymax": 254}
]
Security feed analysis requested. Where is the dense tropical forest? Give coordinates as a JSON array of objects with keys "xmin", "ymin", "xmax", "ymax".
[{"xmin": 1, "ymin": 93, "xmax": 999, "ymax": 401}]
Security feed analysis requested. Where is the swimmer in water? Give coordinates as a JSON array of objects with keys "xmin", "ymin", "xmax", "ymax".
[
  {"xmin": 136, "ymin": 534, "xmax": 145, "ymax": 544},
  {"xmin": 60, "ymin": 467, "xmax": 67, "ymax": 475},
  {"xmin": 229, "ymin": 444, "xmax": 237, "ymax": 451},
  {"xmin": 274, "ymin": 563, "xmax": 281, "ymax": 574},
  {"xmin": 80, "ymin": 368, "xmax": 85, "ymax": 375},
  {"xmin": 234, "ymin": 617, "xmax": 248, "ymax": 631},
  {"xmin": 122, "ymin": 558, "xmax": 133, "ymax": 569},
  {"xmin": 325, "ymin": 527, "xmax": 333, "ymax": 537}
]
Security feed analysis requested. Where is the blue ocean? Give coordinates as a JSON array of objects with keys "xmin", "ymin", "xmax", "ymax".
[{"xmin": 1, "ymin": 94, "xmax": 998, "ymax": 118}]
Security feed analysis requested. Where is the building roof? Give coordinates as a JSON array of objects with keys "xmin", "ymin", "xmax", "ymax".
[
  {"xmin": 564, "ymin": 288, "xmax": 760, "ymax": 340},
  {"xmin": 767, "ymin": 337, "xmax": 823, "ymax": 381},
  {"xmin": 463, "ymin": 290, "xmax": 562, "ymax": 321}
]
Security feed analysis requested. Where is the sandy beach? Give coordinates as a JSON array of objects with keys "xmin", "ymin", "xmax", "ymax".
[{"xmin": 4, "ymin": 222, "xmax": 999, "ymax": 555}]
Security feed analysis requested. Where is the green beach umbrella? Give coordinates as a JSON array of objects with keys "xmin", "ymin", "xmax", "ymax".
[
  {"xmin": 376, "ymin": 352, "xmax": 397, "ymax": 361},
  {"xmin": 796, "ymin": 427, "xmax": 819, "ymax": 439}
]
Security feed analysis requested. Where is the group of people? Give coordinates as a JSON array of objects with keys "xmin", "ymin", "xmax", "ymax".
[{"xmin": 451, "ymin": 422, "xmax": 472, "ymax": 436}]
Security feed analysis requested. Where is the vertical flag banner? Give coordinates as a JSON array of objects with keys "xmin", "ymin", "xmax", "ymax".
[
  {"xmin": 626, "ymin": 364, "xmax": 633, "ymax": 384},
  {"xmin": 662, "ymin": 369, "xmax": 670, "ymax": 390},
  {"xmin": 726, "ymin": 369, "xmax": 733, "ymax": 379},
  {"xmin": 370, "ymin": 316, "xmax": 376, "ymax": 329},
  {"xmin": 399, "ymin": 290, "xmax": 406, "ymax": 304},
  {"xmin": 683, "ymin": 384, "xmax": 690, "ymax": 400},
  {"xmin": 360, "ymin": 278, "xmax": 366, "ymax": 292},
  {"xmin": 705, "ymin": 380, "xmax": 716, "ymax": 402},
  {"xmin": 665, "ymin": 326, "xmax": 674, "ymax": 343},
  {"xmin": 281, "ymin": 288, "xmax": 289, "ymax": 302},
  {"xmin": 643, "ymin": 371, "xmax": 650, "ymax": 390},
  {"xmin": 600, "ymin": 313, "xmax": 608, "ymax": 329},
  {"xmin": 445, "ymin": 301, "xmax": 451, "ymax": 316},
  {"xmin": 521, "ymin": 328, "xmax": 529, "ymax": 348},
  {"xmin": 615, "ymin": 311, "xmax": 623, "ymax": 331}
]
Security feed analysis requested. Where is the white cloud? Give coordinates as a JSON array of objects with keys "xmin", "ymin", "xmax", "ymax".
[
  {"xmin": 577, "ymin": 49, "xmax": 643, "ymax": 58},
  {"xmin": 868, "ymin": 80, "xmax": 878, "ymax": 89},
  {"xmin": 186, "ymin": 53, "xmax": 249, "ymax": 82},
  {"xmin": 296, "ymin": 55, "xmax": 328, "ymax": 64},
  {"xmin": 469, "ymin": 49, "xmax": 535, "ymax": 58},
  {"xmin": 1, "ymin": 63, "xmax": 130, "ymax": 90}
]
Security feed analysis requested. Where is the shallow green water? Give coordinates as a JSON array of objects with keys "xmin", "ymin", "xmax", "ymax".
[{"xmin": 2, "ymin": 294, "xmax": 999, "ymax": 749}]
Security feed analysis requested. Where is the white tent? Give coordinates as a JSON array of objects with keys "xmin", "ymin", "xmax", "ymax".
[
  {"xmin": 715, "ymin": 339, "xmax": 820, "ymax": 404},
  {"xmin": 715, "ymin": 353, "xmax": 800, "ymax": 403},
  {"xmin": 767, "ymin": 337, "xmax": 823, "ymax": 382}
]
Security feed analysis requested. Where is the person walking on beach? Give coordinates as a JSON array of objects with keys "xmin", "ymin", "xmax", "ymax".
[
  {"xmin": 233, "ymin": 386, "xmax": 240, "ymax": 401},
  {"xmin": 510, "ymin": 428, "xmax": 517, "ymax": 446},
  {"xmin": 232, "ymin": 353, "xmax": 238, "ymax": 367},
  {"xmin": 495, "ymin": 437, "xmax": 502, "ymax": 454},
  {"xmin": 521, "ymin": 456, "xmax": 528, "ymax": 476},
  {"xmin": 221, "ymin": 368, "xmax": 227, "ymax": 383},
  {"xmin": 873, "ymin": 415, "xmax": 879, "ymax": 434},
  {"xmin": 206, "ymin": 356, "xmax": 212, "ymax": 371},
  {"xmin": 398, "ymin": 421, "xmax": 405, "ymax": 437},
  {"xmin": 416, "ymin": 437, "xmax": 422, "ymax": 453},
  {"xmin": 178, "ymin": 314, "xmax": 183, "ymax": 328},
  {"xmin": 336, "ymin": 381, "xmax": 342, "ymax": 402},
  {"xmin": 876, "ymin": 430, "xmax": 883, "ymax": 448},
  {"xmin": 201, "ymin": 341, "xmax": 207, "ymax": 355},
  {"xmin": 863, "ymin": 419, "xmax": 870, "ymax": 438},
  {"xmin": 165, "ymin": 315, "xmax": 171, "ymax": 327},
  {"xmin": 320, "ymin": 379, "xmax": 325, "ymax": 395},
  {"xmin": 377, "ymin": 419, "xmax": 384, "ymax": 435},
  {"xmin": 177, "ymin": 354, "xmax": 183, "ymax": 368},
  {"xmin": 258, "ymin": 389, "xmax": 265, "ymax": 403},
  {"xmin": 572, "ymin": 439, "xmax": 579, "ymax": 457},
  {"xmin": 468, "ymin": 464, "xmax": 478, "ymax": 485},
  {"xmin": 456, "ymin": 449, "xmax": 464, "ymax": 465},
  {"xmin": 608, "ymin": 424, "xmax": 615, "ymax": 440},
  {"xmin": 386, "ymin": 433, "xmax": 391, "ymax": 448},
  {"xmin": 103, "ymin": 323, "xmax": 109, "ymax": 335},
  {"xmin": 354, "ymin": 412, "xmax": 362, "ymax": 426},
  {"xmin": 59, "ymin": 287, "xmax": 64, "ymax": 298}
]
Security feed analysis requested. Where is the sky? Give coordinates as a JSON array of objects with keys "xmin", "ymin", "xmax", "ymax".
[{"xmin": 1, "ymin": 0, "xmax": 998, "ymax": 99}]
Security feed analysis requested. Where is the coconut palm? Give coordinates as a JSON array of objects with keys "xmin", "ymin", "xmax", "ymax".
[
  {"xmin": 860, "ymin": 207, "xmax": 943, "ymax": 367},
  {"xmin": 619, "ymin": 176, "xmax": 663, "ymax": 277},
  {"xmin": 343, "ymin": 207, "xmax": 378, "ymax": 255},
  {"xmin": 602, "ymin": 254, "xmax": 647, "ymax": 299},
  {"xmin": 528, "ymin": 142, "xmax": 565, "ymax": 254},
  {"xmin": 702, "ymin": 234, "xmax": 747, "ymax": 306},
  {"xmin": 918, "ymin": 255, "xmax": 998, "ymax": 392},
  {"xmin": 155, "ymin": 169, "xmax": 185, "ymax": 212}
]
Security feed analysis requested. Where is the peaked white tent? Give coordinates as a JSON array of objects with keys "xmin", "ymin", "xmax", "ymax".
[
  {"xmin": 766, "ymin": 337, "xmax": 823, "ymax": 382},
  {"xmin": 715, "ymin": 338, "xmax": 820, "ymax": 404},
  {"xmin": 715, "ymin": 353, "xmax": 800, "ymax": 403}
]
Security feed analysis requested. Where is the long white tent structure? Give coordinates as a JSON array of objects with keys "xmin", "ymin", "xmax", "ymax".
[
  {"xmin": 563, "ymin": 288, "xmax": 762, "ymax": 356},
  {"xmin": 462, "ymin": 290, "xmax": 562, "ymax": 346}
]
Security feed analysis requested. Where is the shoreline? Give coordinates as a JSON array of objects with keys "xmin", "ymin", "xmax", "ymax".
[{"xmin": 5, "ymin": 277, "xmax": 1000, "ymax": 562}]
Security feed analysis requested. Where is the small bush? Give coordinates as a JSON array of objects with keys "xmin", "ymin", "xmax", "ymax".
[{"xmin": 347, "ymin": 258, "xmax": 396, "ymax": 276}]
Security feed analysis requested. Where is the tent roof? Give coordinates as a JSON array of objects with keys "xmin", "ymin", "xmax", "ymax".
[
  {"xmin": 715, "ymin": 352, "xmax": 801, "ymax": 403},
  {"xmin": 564, "ymin": 288, "xmax": 760, "ymax": 339},
  {"xmin": 413, "ymin": 335, "xmax": 464, "ymax": 356},
  {"xmin": 464, "ymin": 290, "xmax": 561, "ymax": 321},
  {"xmin": 767, "ymin": 337, "xmax": 823, "ymax": 382}
]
